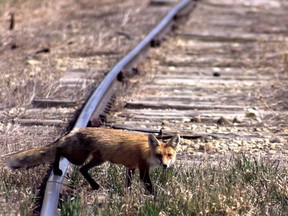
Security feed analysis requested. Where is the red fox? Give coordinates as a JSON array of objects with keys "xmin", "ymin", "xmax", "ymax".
[{"xmin": 3, "ymin": 128, "xmax": 180, "ymax": 194}]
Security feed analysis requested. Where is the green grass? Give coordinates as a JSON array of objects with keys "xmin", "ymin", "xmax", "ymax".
[{"xmin": 59, "ymin": 155, "xmax": 288, "ymax": 216}]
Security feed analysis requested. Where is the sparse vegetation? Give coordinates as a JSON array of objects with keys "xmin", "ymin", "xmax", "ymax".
[
  {"xmin": 58, "ymin": 155, "xmax": 288, "ymax": 216},
  {"xmin": 1, "ymin": 155, "xmax": 287, "ymax": 215}
]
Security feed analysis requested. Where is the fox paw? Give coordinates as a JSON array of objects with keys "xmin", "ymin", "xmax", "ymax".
[
  {"xmin": 91, "ymin": 183, "xmax": 100, "ymax": 190},
  {"xmin": 53, "ymin": 168, "xmax": 63, "ymax": 176}
]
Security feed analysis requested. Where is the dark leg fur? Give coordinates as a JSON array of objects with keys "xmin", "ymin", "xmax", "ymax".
[
  {"xmin": 139, "ymin": 168, "xmax": 154, "ymax": 195},
  {"xmin": 79, "ymin": 157, "xmax": 104, "ymax": 190},
  {"xmin": 53, "ymin": 149, "xmax": 63, "ymax": 176}
]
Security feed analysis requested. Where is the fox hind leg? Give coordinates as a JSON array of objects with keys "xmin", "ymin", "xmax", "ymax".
[
  {"xmin": 53, "ymin": 148, "xmax": 63, "ymax": 176},
  {"xmin": 79, "ymin": 157, "xmax": 104, "ymax": 190},
  {"xmin": 139, "ymin": 167, "xmax": 154, "ymax": 195}
]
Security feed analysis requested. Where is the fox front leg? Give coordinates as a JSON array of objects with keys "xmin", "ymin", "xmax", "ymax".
[
  {"xmin": 125, "ymin": 168, "xmax": 135, "ymax": 190},
  {"xmin": 139, "ymin": 168, "xmax": 154, "ymax": 195},
  {"xmin": 79, "ymin": 156, "xmax": 104, "ymax": 190}
]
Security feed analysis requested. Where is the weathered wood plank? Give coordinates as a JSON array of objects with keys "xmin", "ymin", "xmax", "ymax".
[
  {"xmin": 154, "ymin": 75, "xmax": 271, "ymax": 81},
  {"xmin": 33, "ymin": 98, "xmax": 77, "ymax": 108},
  {"xmin": 153, "ymin": 79, "xmax": 260, "ymax": 86},
  {"xmin": 108, "ymin": 124, "xmax": 279, "ymax": 140},
  {"xmin": 14, "ymin": 118, "xmax": 65, "ymax": 126},
  {"xmin": 176, "ymin": 32, "xmax": 287, "ymax": 43},
  {"xmin": 125, "ymin": 101, "xmax": 244, "ymax": 110}
]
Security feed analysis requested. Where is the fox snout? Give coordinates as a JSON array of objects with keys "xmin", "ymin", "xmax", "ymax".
[
  {"xmin": 158, "ymin": 157, "xmax": 174, "ymax": 169},
  {"xmin": 162, "ymin": 164, "xmax": 168, "ymax": 169}
]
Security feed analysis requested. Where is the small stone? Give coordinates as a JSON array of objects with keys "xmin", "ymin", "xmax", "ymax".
[
  {"xmin": 268, "ymin": 143, "xmax": 277, "ymax": 150},
  {"xmin": 269, "ymin": 137, "xmax": 282, "ymax": 143},
  {"xmin": 191, "ymin": 116, "xmax": 201, "ymax": 123},
  {"xmin": 256, "ymin": 144, "xmax": 264, "ymax": 150},
  {"xmin": 226, "ymin": 142, "xmax": 238, "ymax": 149},
  {"xmin": 182, "ymin": 117, "xmax": 191, "ymax": 123},
  {"xmin": 206, "ymin": 129, "xmax": 213, "ymax": 133},
  {"xmin": 264, "ymin": 138, "xmax": 270, "ymax": 144},
  {"xmin": 245, "ymin": 108, "xmax": 259, "ymax": 118},
  {"xmin": 161, "ymin": 120, "xmax": 169, "ymax": 126},
  {"xmin": 233, "ymin": 116, "xmax": 243, "ymax": 123},
  {"xmin": 216, "ymin": 116, "xmax": 233, "ymax": 125},
  {"xmin": 213, "ymin": 71, "xmax": 221, "ymax": 77},
  {"xmin": 181, "ymin": 145, "xmax": 187, "ymax": 151},
  {"xmin": 192, "ymin": 143, "xmax": 200, "ymax": 150},
  {"xmin": 182, "ymin": 139, "xmax": 192, "ymax": 146},
  {"xmin": 199, "ymin": 143, "xmax": 215, "ymax": 154},
  {"xmin": 267, "ymin": 150, "xmax": 277, "ymax": 155},
  {"xmin": 27, "ymin": 59, "xmax": 40, "ymax": 65},
  {"xmin": 191, "ymin": 124, "xmax": 197, "ymax": 131},
  {"xmin": 187, "ymin": 147, "xmax": 194, "ymax": 154},
  {"xmin": 253, "ymin": 127, "xmax": 262, "ymax": 132},
  {"xmin": 195, "ymin": 152, "xmax": 204, "ymax": 156}
]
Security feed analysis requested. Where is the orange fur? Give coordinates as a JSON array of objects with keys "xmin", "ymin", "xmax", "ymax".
[{"xmin": 3, "ymin": 128, "xmax": 180, "ymax": 194}]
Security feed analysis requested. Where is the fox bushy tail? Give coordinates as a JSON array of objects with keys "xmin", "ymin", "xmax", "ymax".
[{"xmin": 3, "ymin": 143, "xmax": 57, "ymax": 169}]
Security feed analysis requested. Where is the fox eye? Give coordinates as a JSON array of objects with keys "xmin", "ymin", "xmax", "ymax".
[{"xmin": 167, "ymin": 154, "xmax": 172, "ymax": 157}]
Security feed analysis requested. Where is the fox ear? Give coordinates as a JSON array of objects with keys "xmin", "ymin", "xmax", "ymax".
[
  {"xmin": 167, "ymin": 134, "xmax": 180, "ymax": 149},
  {"xmin": 148, "ymin": 134, "xmax": 160, "ymax": 149}
]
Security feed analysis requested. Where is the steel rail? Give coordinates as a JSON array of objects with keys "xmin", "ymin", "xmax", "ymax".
[{"xmin": 40, "ymin": 0, "xmax": 196, "ymax": 215}]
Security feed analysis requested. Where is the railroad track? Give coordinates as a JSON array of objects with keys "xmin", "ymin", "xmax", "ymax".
[
  {"xmin": 0, "ymin": 0, "xmax": 196, "ymax": 215},
  {"xmin": 40, "ymin": 1, "xmax": 196, "ymax": 214},
  {"xmin": 1, "ymin": 0, "xmax": 287, "ymax": 214},
  {"xmin": 108, "ymin": 0, "xmax": 288, "ymax": 163}
]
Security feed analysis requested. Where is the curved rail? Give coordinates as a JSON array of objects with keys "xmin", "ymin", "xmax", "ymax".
[{"xmin": 40, "ymin": 0, "xmax": 196, "ymax": 215}]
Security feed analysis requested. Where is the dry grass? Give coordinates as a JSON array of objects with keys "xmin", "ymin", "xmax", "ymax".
[
  {"xmin": 1, "ymin": 155, "xmax": 287, "ymax": 215},
  {"xmin": 57, "ymin": 155, "xmax": 288, "ymax": 216},
  {"xmin": 0, "ymin": 164, "xmax": 49, "ymax": 215}
]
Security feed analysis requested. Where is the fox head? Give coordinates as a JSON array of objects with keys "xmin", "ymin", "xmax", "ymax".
[{"xmin": 148, "ymin": 134, "xmax": 180, "ymax": 169}]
